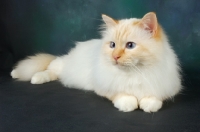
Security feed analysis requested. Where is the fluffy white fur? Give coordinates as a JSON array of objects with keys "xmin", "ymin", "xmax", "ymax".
[
  {"xmin": 11, "ymin": 54, "xmax": 56, "ymax": 81},
  {"xmin": 11, "ymin": 12, "xmax": 181, "ymax": 113}
]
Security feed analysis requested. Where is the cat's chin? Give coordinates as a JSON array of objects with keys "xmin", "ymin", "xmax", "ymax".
[
  {"xmin": 112, "ymin": 62, "xmax": 131, "ymax": 70},
  {"xmin": 113, "ymin": 62, "xmax": 143, "ymax": 72}
]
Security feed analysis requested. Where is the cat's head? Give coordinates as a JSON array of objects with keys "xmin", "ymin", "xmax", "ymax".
[{"xmin": 101, "ymin": 12, "xmax": 167, "ymax": 70}]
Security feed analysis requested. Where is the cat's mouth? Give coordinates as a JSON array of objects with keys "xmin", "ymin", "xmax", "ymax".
[
  {"xmin": 113, "ymin": 62, "xmax": 131, "ymax": 70},
  {"xmin": 113, "ymin": 59, "xmax": 139, "ymax": 68},
  {"xmin": 113, "ymin": 61, "xmax": 126, "ymax": 67}
]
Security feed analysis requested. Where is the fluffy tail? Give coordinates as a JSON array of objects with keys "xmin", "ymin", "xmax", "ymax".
[{"xmin": 11, "ymin": 53, "xmax": 56, "ymax": 81}]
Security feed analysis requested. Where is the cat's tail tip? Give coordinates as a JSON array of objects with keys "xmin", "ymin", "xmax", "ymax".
[{"xmin": 11, "ymin": 70, "xmax": 19, "ymax": 79}]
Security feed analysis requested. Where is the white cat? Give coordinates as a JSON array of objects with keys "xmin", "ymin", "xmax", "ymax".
[{"xmin": 11, "ymin": 12, "xmax": 181, "ymax": 113}]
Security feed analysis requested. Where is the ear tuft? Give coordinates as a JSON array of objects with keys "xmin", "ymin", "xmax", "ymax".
[
  {"xmin": 102, "ymin": 14, "xmax": 118, "ymax": 27},
  {"xmin": 140, "ymin": 12, "xmax": 158, "ymax": 36}
]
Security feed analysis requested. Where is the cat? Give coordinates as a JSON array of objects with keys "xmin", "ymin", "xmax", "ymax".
[{"xmin": 11, "ymin": 12, "xmax": 181, "ymax": 113}]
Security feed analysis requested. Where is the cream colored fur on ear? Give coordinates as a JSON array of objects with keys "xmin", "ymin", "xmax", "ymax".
[
  {"xmin": 11, "ymin": 12, "xmax": 181, "ymax": 113},
  {"xmin": 140, "ymin": 12, "xmax": 157, "ymax": 36},
  {"xmin": 102, "ymin": 14, "xmax": 118, "ymax": 27}
]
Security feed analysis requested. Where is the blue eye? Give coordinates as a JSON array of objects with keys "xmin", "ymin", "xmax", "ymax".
[
  {"xmin": 110, "ymin": 41, "xmax": 115, "ymax": 48},
  {"xmin": 126, "ymin": 42, "xmax": 136, "ymax": 49}
]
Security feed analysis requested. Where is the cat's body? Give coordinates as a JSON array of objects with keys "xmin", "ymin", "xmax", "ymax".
[{"xmin": 11, "ymin": 12, "xmax": 181, "ymax": 112}]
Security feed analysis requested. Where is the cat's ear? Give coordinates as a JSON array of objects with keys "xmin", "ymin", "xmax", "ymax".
[
  {"xmin": 102, "ymin": 14, "xmax": 118, "ymax": 27},
  {"xmin": 140, "ymin": 12, "xmax": 158, "ymax": 36}
]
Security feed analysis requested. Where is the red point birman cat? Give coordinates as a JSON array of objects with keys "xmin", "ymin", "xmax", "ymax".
[{"xmin": 11, "ymin": 12, "xmax": 181, "ymax": 112}]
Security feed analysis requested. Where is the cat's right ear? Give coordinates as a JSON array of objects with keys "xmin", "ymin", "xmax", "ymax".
[
  {"xmin": 102, "ymin": 14, "xmax": 118, "ymax": 27},
  {"xmin": 139, "ymin": 12, "xmax": 158, "ymax": 36}
]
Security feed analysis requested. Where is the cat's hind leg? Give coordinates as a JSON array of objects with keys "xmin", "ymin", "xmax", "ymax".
[
  {"xmin": 31, "ymin": 57, "xmax": 64, "ymax": 84},
  {"xmin": 31, "ymin": 70, "xmax": 57, "ymax": 84}
]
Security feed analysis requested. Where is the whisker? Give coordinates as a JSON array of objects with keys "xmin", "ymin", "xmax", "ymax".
[
  {"xmin": 85, "ymin": 17, "xmax": 103, "ymax": 21},
  {"xmin": 128, "ymin": 63, "xmax": 155, "ymax": 90},
  {"xmin": 128, "ymin": 8, "xmax": 133, "ymax": 18}
]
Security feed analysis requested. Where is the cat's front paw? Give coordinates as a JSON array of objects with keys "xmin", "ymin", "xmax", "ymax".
[
  {"xmin": 139, "ymin": 97, "xmax": 162, "ymax": 113},
  {"xmin": 112, "ymin": 94, "xmax": 138, "ymax": 112}
]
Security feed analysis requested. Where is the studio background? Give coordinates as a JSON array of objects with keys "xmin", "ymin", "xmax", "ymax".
[{"xmin": 1, "ymin": 0, "xmax": 200, "ymax": 83}]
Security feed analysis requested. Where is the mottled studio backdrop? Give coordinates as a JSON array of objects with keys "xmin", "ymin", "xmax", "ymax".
[{"xmin": 0, "ymin": 0, "xmax": 200, "ymax": 83}]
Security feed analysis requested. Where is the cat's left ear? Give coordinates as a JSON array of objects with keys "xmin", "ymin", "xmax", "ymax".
[
  {"xmin": 102, "ymin": 14, "xmax": 118, "ymax": 27},
  {"xmin": 140, "ymin": 12, "xmax": 158, "ymax": 36}
]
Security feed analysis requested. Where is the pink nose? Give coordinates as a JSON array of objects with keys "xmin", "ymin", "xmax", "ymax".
[{"xmin": 114, "ymin": 56, "xmax": 121, "ymax": 61}]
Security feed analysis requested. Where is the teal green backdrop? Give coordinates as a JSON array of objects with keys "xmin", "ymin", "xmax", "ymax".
[{"xmin": 1, "ymin": 0, "xmax": 200, "ymax": 84}]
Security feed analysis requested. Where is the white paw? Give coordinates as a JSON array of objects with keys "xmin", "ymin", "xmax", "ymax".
[
  {"xmin": 113, "ymin": 95, "xmax": 138, "ymax": 112},
  {"xmin": 31, "ymin": 72, "xmax": 50, "ymax": 84},
  {"xmin": 11, "ymin": 70, "xmax": 18, "ymax": 78},
  {"xmin": 139, "ymin": 97, "xmax": 162, "ymax": 113}
]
